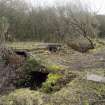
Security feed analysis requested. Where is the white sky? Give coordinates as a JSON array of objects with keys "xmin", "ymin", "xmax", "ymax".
[{"xmin": 26, "ymin": 0, "xmax": 105, "ymax": 14}]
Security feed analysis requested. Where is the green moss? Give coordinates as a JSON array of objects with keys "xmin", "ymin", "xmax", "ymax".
[
  {"xmin": 47, "ymin": 65, "xmax": 63, "ymax": 71},
  {"xmin": 47, "ymin": 74, "xmax": 62, "ymax": 82},
  {"xmin": 83, "ymin": 99, "xmax": 90, "ymax": 105},
  {"xmin": 41, "ymin": 73, "xmax": 62, "ymax": 93},
  {"xmin": 0, "ymin": 89, "xmax": 44, "ymax": 105}
]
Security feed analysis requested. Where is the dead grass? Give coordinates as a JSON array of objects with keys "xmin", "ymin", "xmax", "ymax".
[{"xmin": 1, "ymin": 40, "xmax": 105, "ymax": 105}]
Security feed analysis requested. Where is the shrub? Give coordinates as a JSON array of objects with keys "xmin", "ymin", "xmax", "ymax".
[{"xmin": 15, "ymin": 57, "xmax": 43, "ymax": 88}]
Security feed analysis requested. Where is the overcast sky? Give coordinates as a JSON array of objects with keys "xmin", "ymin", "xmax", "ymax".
[{"xmin": 26, "ymin": 0, "xmax": 105, "ymax": 14}]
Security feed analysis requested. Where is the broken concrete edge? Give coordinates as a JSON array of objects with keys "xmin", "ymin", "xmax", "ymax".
[
  {"xmin": 83, "ymin": 73, "xmax": 105, "ymax": 83},
  {"xmin": 8, "ymin": 43, "xmax": 63, "ymax": 51}
]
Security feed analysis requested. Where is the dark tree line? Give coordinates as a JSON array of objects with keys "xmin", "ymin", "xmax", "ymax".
[{"xmin": 0, "ymin": 0, "xmax": 102, "ymax": 46}]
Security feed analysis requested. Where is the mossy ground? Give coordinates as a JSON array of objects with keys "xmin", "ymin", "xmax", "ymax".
[
  {"xmin": 1, "ymin": 40, "xmax": 105, "ymax": 105},
  {"xmin": 1, "ymin": 78, "xmax": 105, "ymax": 105}
]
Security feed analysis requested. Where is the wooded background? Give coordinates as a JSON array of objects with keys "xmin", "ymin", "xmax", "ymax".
[{"xmin": 0, "ymin": 0, "xmax": 104, "ymax": 43}]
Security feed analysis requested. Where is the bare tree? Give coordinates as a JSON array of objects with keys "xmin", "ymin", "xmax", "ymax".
[
  {"xmin": 0, "ymin": 0, "xmax": 99, "ymax": 43},
  {"xmin": 0, "ymin": 17, "xmax": 9, "ymax": 60},
  {"xmin": 64, "ymin": 1, "xmax": 99, "ymax": 48},
  {"xmin": 0, "ymin": 16, "xmax": 9, "ymax": 45}
]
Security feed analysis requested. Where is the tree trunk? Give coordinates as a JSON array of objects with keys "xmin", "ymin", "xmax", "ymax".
[{"xmin": 85, "ymin": 36, "xmax": 94, "ymax": 49}]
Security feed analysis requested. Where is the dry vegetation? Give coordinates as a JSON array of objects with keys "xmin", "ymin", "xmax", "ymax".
[
  {"xmin": 0, "ymin": 0, "xmax": 105, "ymax": 105},
  {"xmin": 0, "ymin": 40, "xmax": 105, "ymax": 105}
]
